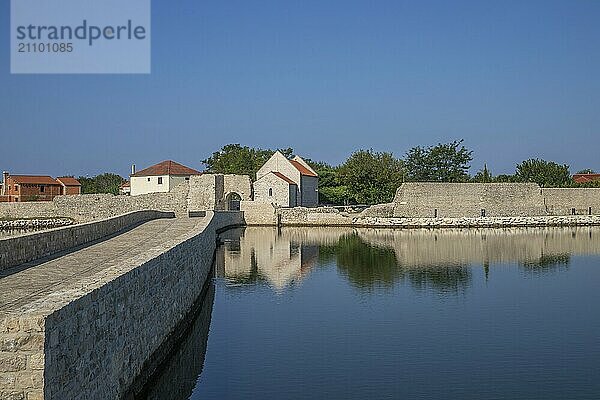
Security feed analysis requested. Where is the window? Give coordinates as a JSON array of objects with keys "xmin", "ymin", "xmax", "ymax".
[
  {"xmin": 268, "ymin": 188, "xmax": 273, "ymax": 197},
  {"xmin": 147, "ymin": 178, "xmax": 151, "ymax": 182},
  {"xmin": 39, "ymin": 185, "xmax": 45, "ymax": 193},
  {"xmin": 185, "ymin": 177, "xmax": 190, "ymax": 181},
  {"xmin": 158, "ymin": 177, "xmax": 163, "ymax": 185}
]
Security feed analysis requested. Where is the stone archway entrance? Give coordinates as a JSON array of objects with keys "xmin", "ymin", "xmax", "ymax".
[{"xmin": 225, "ymin": 192, "xmax": 242, "ymax": 211}]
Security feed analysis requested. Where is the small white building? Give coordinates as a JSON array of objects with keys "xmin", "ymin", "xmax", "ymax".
[
  {"xmin": 254, "ymin": 151, "xmax": 318, "ymax": 207},
  {"xmin": 130, "ymin": 160, "xmax": 202, "ymax": 196}
]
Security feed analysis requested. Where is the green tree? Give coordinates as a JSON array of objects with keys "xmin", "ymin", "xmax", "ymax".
[
  {"xmin": 515, "ymin": 159, "xmax": 571, "ymax": 187},
  {"xmin": 576, "ymin": 169, "xmax": 596, "ymax": 174},
  {"xmin": 202, "ymin": 144, "xmax": 293, "ymax": 178},
  {"xmin": 472, "ymin": 163, "xmax": 492, "ymax": 183},
  {"xmin": 338, "ymin": 149, "xmax": 404, "ymax": 204},
  {"xmin": 303, "ymin": 159, "xmax": 349, "ymax": 205},
  {"xmin": 78, "ymin": 173, "xmax": 125, "ymax": 195},
  {"xmin": 404, "ymin": 139, "xmax": 473, "ymax": 182}
]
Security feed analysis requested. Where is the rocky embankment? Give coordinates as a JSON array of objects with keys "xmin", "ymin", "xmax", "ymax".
[{"xmin": 0, "ymin": 218, "xmax": 74, "ymax": 231}]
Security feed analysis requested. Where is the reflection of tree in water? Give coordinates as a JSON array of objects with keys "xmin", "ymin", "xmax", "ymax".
[
  {"xmin": 407, "ymin": 267, "xmax": 471, "ymax": 294},
  {"xmin": 333, "ymin": 234, "xmax": 402, "ymax": 290},
  {"xmin": 521, "ymin": 253, "xmax": 570, "ymax": 275},
  {"xmin": 328, "ymin": 234, "xmax": 472, "ymax": 294}
]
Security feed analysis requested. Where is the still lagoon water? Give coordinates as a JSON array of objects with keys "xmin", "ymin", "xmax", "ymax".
[{"xmin": 147, "ymin": 226, "xmax": 600, "ymax": 399}]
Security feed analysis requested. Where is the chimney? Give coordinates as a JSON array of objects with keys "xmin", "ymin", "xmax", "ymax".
[
  {"xmin": 1, "ymin": 171, "xmax": 8, "ymax": 196},
  {"xmin": 131, "ymin": 164, "xmax": 136, "ymax": 175}
]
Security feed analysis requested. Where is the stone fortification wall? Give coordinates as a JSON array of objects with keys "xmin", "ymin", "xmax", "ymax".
[
  {"xmin": 0, "ymin": 210, "xmax": 174, "ymax": 272},
  {"xmin": 0, "ymin": 211, "xmax": 243, "ymax": 400},
  {"xmin": 393, "ymin": 183, "xmax": 546, "ymax": 218},
  {"xmin": 542, "ymin": 188, "xmax": 600, "ymax": 215}
]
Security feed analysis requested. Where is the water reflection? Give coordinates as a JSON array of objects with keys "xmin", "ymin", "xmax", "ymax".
[
  {"xmin": 144, "ymin": 283, "xmax": 215, "ymax": 400},
  {"xmin": 217, "ymin": 227, "xmax": 600, "ymax": 293}
]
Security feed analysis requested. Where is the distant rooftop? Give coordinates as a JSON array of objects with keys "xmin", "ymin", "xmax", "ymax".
[{"xmin": 131, "ymin": 160, "xmax": 202, "ymax": 177}]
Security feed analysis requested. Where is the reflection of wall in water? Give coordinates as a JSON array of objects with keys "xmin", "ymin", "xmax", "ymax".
[
  {"xmin": 217, "ymin": 227, "xmax": 319, "ymax": 291},
  {"xmin": 356, "ymin": 227, "xmax": 600, "ymax": 267},
  {"xmin": 145, "ymin": 284, "xmax": 215, "ymax": 400}
]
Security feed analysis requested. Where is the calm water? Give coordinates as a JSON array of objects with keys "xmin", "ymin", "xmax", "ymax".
[{"xmin": 147, "ymin": 226, "xmax": 600, "ymax": 400}]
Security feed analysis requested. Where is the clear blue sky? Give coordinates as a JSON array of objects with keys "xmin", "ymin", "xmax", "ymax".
[{"xmin": 1, "ymin": 0, "xmax": 599, "ymax": 178}]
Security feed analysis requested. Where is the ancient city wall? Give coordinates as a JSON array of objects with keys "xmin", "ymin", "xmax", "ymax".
[
  {"xmin": 393, "ymin": 183, "xmax": 546, "ymax": 218},
  {"xmin": 240, "ymin": 201, "xmax": 277, "ymax": 225},
  {"xmin": 0, "ymin": 211, "xmax": 243, "ymax": 400},
  {"xmin": 542, "ymin": 188, "xmax": 600, "ymax": 215},
  {"xmin": 0, "ymin": 210, "xmax": 174, "ymax": 272}
]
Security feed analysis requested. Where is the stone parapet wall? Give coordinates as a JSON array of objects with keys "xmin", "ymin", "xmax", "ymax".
[
  {"xmin": 0, "ymin": 211, "xmax": 243, "ymax": 400},
  {"xmin": 0, "ymin": 314, "xmax": 46, "ymax": 400},
  {"xmin": 0, "ymin": 210, "xmax": 174, "ymax": 272}
]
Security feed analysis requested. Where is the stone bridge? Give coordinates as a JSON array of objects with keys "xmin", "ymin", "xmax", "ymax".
[{"xmin": 0, "ymin": 211, "xmax": 243, "ymax": 400}]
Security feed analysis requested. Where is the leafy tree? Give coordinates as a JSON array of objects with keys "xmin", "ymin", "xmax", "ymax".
[
  {"xmin": 493, "ymin": 174, "xmax": 519, "ymax": 183},
  {"xmin": 404, "ymin": 139, "xmax": 473, "ymax": 182},
  {"xmin": 515, "ymin": 159, "xmax": 571, "ymax": 187},
  {"xmin": 78, "ymin": 173, "xmax": 125, "ymax": 195},
  {"xmin": 202, "ymin": 144, "xmax": 293, "ymax": 178},
  {"xmin": 338, "ymin": 149, "xmax": 404, "ymax": 204},
  {"xmin": 576, "ymin": 169, "xmax": 596, "ymax": 174},
  {"xmin": 472, "ymin": 163, "xmax": 492, "ymax": 183},
  {"xmin": 303, "ymin": 160, "xmax": 349, "ymax": 205}
]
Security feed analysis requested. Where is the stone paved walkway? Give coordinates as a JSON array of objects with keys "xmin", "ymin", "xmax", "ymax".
[{"xmin": 0, "ymin": 218, "xmax": 200, "ymax": 314}]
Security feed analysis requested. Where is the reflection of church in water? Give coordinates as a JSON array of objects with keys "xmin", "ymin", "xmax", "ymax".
[{"xmin": 215, "ymin": 228, "xmax": 320, "ymax": 291}]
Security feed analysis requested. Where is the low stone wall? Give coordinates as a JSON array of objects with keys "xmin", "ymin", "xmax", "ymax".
[
  {"xmin": 0, "ymin": 182, "xmax": 189, "ymax": 223},
  {"xmin": 0, "ymin": 211, "xmax": 243, "ymax": 400},
  {"xmin": 357, "ymin": 203, "xmax": 394, "ymax": 218},
  {"xmin": 278, "ymin": 207, "xmax": 352, "ymax": 226},
  {"xmin": 0, "ymin": 210, "xmax": 174, "ymax": 272}
]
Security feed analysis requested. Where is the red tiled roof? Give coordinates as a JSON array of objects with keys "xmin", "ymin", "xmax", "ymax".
[
  {"xmin": 573, "ymin": 174, "xmax": 600, "ymax": 183},
  {"xmin": 131, "ymin": 160, "xmax": 202, "ymax": 177},
  {"xmin": 10, "ymin": 175, "xmax": 61, "ymax": 185},
  {"xmin": 289, "ymin": 160, "xmax": 317, "ymax": 177},
  {"xmin": 121, "ymin": 181, "xmax": 130, "ymax": 188},
  {"xmin": 272, "ymin": 171, "xmax": 297, "ymax": 185},
  {"xmin": 56, "ymin": 177, "xmax": 81, "ymax": 186}
]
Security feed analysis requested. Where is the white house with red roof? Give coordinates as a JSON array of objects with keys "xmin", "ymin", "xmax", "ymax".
[
  {"xmin": 254, "ymin": 151, "xmax": 319, "ymax": 207},
  {"xmin": 130, "ymin": 160, "xmax": 202, "ymax": 196}
]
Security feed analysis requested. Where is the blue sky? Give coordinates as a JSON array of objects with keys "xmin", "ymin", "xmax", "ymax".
[{"xmin": 1, "ymin": 0, "xmax": 599, "ymax": 177}]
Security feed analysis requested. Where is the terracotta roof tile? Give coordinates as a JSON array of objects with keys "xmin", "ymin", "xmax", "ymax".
[
  {"xmin": 56, "ymin": 177, "xmax": 81, "ymax": 186},
  {"xmin": 573, "ymin": 174, "xmax": 600, "ymax": 183},
  {"xmin": 131, "ymin": 160, "xmax": 202, "ymax": 177},
  {"xmin": 272, "ymin": 172, "xmax": 297, "ymax": 185},
  {"xmin": 10, "ymin": 175, "xmax": 60, "ymax": 185},
  {"xmin": 290, "ymin": 160, "xmax": 318, "ymax": 177}
]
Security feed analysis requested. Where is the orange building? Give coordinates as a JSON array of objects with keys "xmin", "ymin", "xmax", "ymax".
[{"xmin": 1, "ymin": 172, "xmax": 81, "ymax": 202}]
